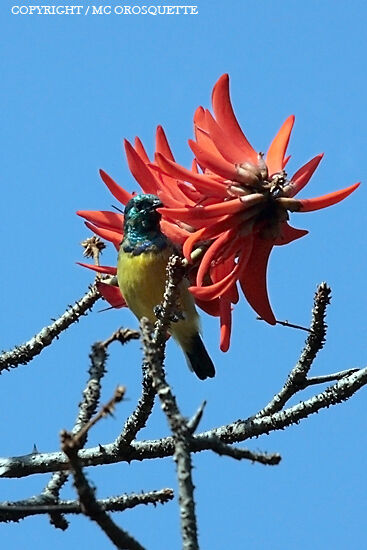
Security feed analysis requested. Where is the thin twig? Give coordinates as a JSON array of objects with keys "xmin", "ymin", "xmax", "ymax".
[
  {"xmin": 73, "ymin": 386, "xmax": 126, "ymax": 447},
  {"xmin": 114, "ymin": 363, "xmax": 156, "ymax": 449},
  {"xmin": 256, "ymin": 282, "xmax": 331, "ymax": 418},
  {"xmin": 0, "ymin": 489, "xmax": 174, "ymax": 523},
  {"xmin": 0, "ymin": 286, "xmax": 100, "ymax": 373},
  {"xmin": 187, "ymin": 401, "xmax": 207, "ymax": 434},
  {"xmin": 42, "ymin": 340, "xmax": 107, "ymax": 528},
  {"xmin": 192, "ymin": 437, "xmax": 281, "ymax": 465}
]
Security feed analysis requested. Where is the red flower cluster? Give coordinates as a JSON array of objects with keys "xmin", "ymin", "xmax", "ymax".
[{"xmin": 78, "ymin": 74, "xmax": 359, "ymax": 351}]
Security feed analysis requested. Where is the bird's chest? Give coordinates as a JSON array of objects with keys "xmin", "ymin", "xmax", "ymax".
[{"xmin": 117, "ymin": 248, "xmax": 170, "ymax": 321}]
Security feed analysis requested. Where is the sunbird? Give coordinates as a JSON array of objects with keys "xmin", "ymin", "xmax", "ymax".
[{"xmin": 117, "ymin": 193, "xmax": 215, "ymax": 380}]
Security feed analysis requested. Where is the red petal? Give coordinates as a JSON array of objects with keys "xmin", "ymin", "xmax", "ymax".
[
  {"xmin": 194, "ymin": 106, "xmax": 208, "ymax": 132},
  {"xmin": 196, "ymin": 230, "xmax": 235, "ymax": 286},
  {"xmin": 155, "ymin": 153, "xmax": 228, "ymax": 198},
  {"xmin": 155, "ymin": 125, "xmax": 175, "ymax": 161},
  {"xmin": 189, "ymin": 139, "xmax": 237, "ymax": 181},
  {"xmin": 77, "ymin": 262, "xmax": 117, "ymax": 275},
  {"xmin": 211, "ymin": 74, "xmax": 258, "ymax": 164},
  {"xmin": 287, "ymin": 154, "xmax": 324, "ymax": 197},
  {"xmin": 85, "ymin": 221, "xmax": 122, "ymax": 250},
  {"xmin": 160, "ymin": 219, "xmax": 189, "ymax": 245},
  {"xmin": 182, "ymin": 215, "xmax": 237, "ymax": 260},
  {"xmin": 211, "ymin": 259, "xmax": 239, "ymax": 303},
  {"xmin": 266, "ymin": 115, "xmax": 295, "ymax": 176},
  {"xmin": 124, "ymin": 139, "xmax": 158, "ymax": 194},
  {"xmin": 298, "ymin": 182, "xmax": 360, "ymax": 212},
  {"xmin": 239, "ymin": 236, "xmax": 276, "ymax": 325},
  {"xmin": 275, "ymin": 222, "xmax": 308, "ymax": 245},
  {"xmin": 205, "ymin": 109, "xmax": 249, "ymax": 164},
  {"xmin": 99, "ymin": 170, "xmax": 133, "ymax": 206},
  {"xmin": 77, "ymin": 210, "xmax": 123, "ymax": 232},
  {"xmin": 134, "ymin": 137, "xmax": 150, "ymax": 163},
  {"xmin": 219, "ymin": 296, "xmax": 232, "ymax": 352},
  {"xmin": 194, "ymin": 126, "xmax": 223, "ymax": 162},
  {"xmin": 190, "ymin": 244, "xmax": 251, "ymax": 301},
  {"xmin": 160, "ymin": 195, "xmax": 263, "ymax": 225},
  {"xmin": 190, "ymin": 265, "xmax": 240, "ymax": 300},
  {"xmin": 96, "ymin": 281, "xmax": 126, "ymax": 309},
  {"xmin": 177, "ymin": 182, "xmax": 201, "ymax": 203},
  {"xmin": 195, "ymin": 297, "xmax": 221, "ymax": 317}
]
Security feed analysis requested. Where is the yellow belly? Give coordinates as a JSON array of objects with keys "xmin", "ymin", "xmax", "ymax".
[{"xmin": 117, "ymin": 248, "xmax": 200, "ymax": 349}]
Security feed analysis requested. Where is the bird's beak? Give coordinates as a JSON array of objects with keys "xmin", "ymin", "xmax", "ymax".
[{"xmin": 151, "ymin": 197, "xmax": 163, "ymax": 209}]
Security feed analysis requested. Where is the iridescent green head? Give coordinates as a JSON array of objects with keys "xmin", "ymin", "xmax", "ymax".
[{"xmin": 123, "ymin": 193, "xmax": 163, "ymax": 237}]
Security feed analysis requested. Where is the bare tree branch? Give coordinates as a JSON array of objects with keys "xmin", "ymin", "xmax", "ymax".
[
  {"xmin": 114, "ymin": 363, "xmax": 156, "ymax": 449},
  {"xmin": 142, "ymin": 317, "xmax": 199, "ymax": 550},
  {"xmin": 0, "ymin": 489, "xmax": 174, "ymax": 523},
  {"xmin": 257, "ymin": 282, "xmax": 331, "ymax": 418},
  {"xmin": 61, "ymin": 430, "xmax": 145, "ymax": 550},
  {"xmin": 2, "ymin": 364, "xmax": 366, "ymax": 479},
  {"xmin": 0, "ymin": 286, "xmax": 101, "ymax": 373},
  {"xmin": 192, "ymin": 436, "xmax": 281, "ymax": 465}
]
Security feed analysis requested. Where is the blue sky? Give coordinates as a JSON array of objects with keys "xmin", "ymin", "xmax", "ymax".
[{"xmin": 1, "ymin": 1, "xmax": 366, "ymax": 548}]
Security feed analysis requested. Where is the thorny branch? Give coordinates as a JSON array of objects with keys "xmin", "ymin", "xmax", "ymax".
[
  {"xmin": 61, "ymin": 429, "xmax": 145, "ymax": 550},
  {"xmin": 0, "ymin": 286, "xmax": 101, "ymax": 373},
  {"xmin": 0, "ymin": 489, "xmax": 174, "ymax": 523},
  {"xmin": 1, "ymin": 274, "xmax": 365, "ymax": 550},
  {"xmin": 142, "ymin": 254, "xmax": 200, "ymax": 550}
]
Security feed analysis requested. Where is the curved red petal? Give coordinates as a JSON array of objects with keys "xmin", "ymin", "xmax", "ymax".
[
  {"xmin": 155, "ymin": 125, "xmax": 175, "ymax": 161},
  {"xmin": 266, "ymin": 115, "xmax": 295, "ymax": 176},
  {"xmin": 84, "ymin": 221, "xmax": 122, "ymax": 250},
  {"xmin": 177, "ymin": 182, "xmax": 201, "ymax": 203},
  {"xmin": 155, "ymin": 153, "xmax": 228, "ymax": 198},
  {"xmin": 189, "ymin": 139, "xmax": 237, "ymax": 181},
  {"xmin": 194, "ymin": 106, "xmax": 208, "ymax": 132},
  {"xmin": 288, "ymin": 154, "xmax": 324, "ymax": 197},
  {"xmin": 275, "ymin": 222, "xmax": 308, "ymax": 245},
  {"xmin": 211, "ymin": 74, "xmax": 258, "ymax": 164},
  {"xmin": 160, "ymin": 219, "xmax": 189, "ymax": 245},
  {"xmin": 99, "ymin": 169, "xmax": 133, "ymax": 206},
  {"xmin": 196, "ymin": 230, "xmax": 234, "ymax": 286},
  {"xmin": 195, "ymin": 297, "xmax": 221, "ymax": 317},
  {"xmin": 239, "ymin": 237, "xmax": 276, "ymax": 325},
  {"xmin": 219, "ymin": 295, "xmax": 232, "ymax": 352},
  {"xmin": 96, "ymin": 281, "xmax": 126, "ymax": 309},
  {"xmin": 194, "ymin": 126, "xmax": 223, "ymax": 162},
  {"xmin": 124, "ymin": 139, "xmax": 159, "ymax": 194},
  {"xmin": 205, "ymin": 109, "xmax": 249, "ymax": 164},
  {"xmin": 211, "ymin": 259, "xmax": 239, "ymax": 304},
  {"xmin": 190, "ymin": 265, "xmax": 240, "ymax": 300},
  {"xmin": 77, "ymin": 262, "xmax": 118, "ymax": 275},
  {"xmin": 77, "ymin": 210, "xmax": 123, "ymax": 232},
  {"xmin": 298, "ymin": 182, "xmax": 360, "ymax": 212},
  {"xmin": 182, "ymin": 215, "xmax": 238, "ymax": 260},
  {"xmin": 134, "ymin": 137, "xmax": 150, "ymax": 163}
]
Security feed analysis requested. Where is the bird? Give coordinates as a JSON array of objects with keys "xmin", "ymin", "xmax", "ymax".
[{"xmin": 117, "ymin": 193, "xmax": 215, "ymax": 380}]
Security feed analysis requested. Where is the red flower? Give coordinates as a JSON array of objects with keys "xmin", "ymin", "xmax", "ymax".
[
  {"xmin": 78, "ymin": 74, "xmax": 359, "ymax": 353},
  {"xmin": 155, "ymin": 74, "xmax": 360, "ymax": 349}
]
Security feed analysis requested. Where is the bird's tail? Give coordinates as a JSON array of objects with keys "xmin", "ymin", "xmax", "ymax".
[{"xmin": 183, "ymin": 333, "xmax": 215, "ymax": 380}]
